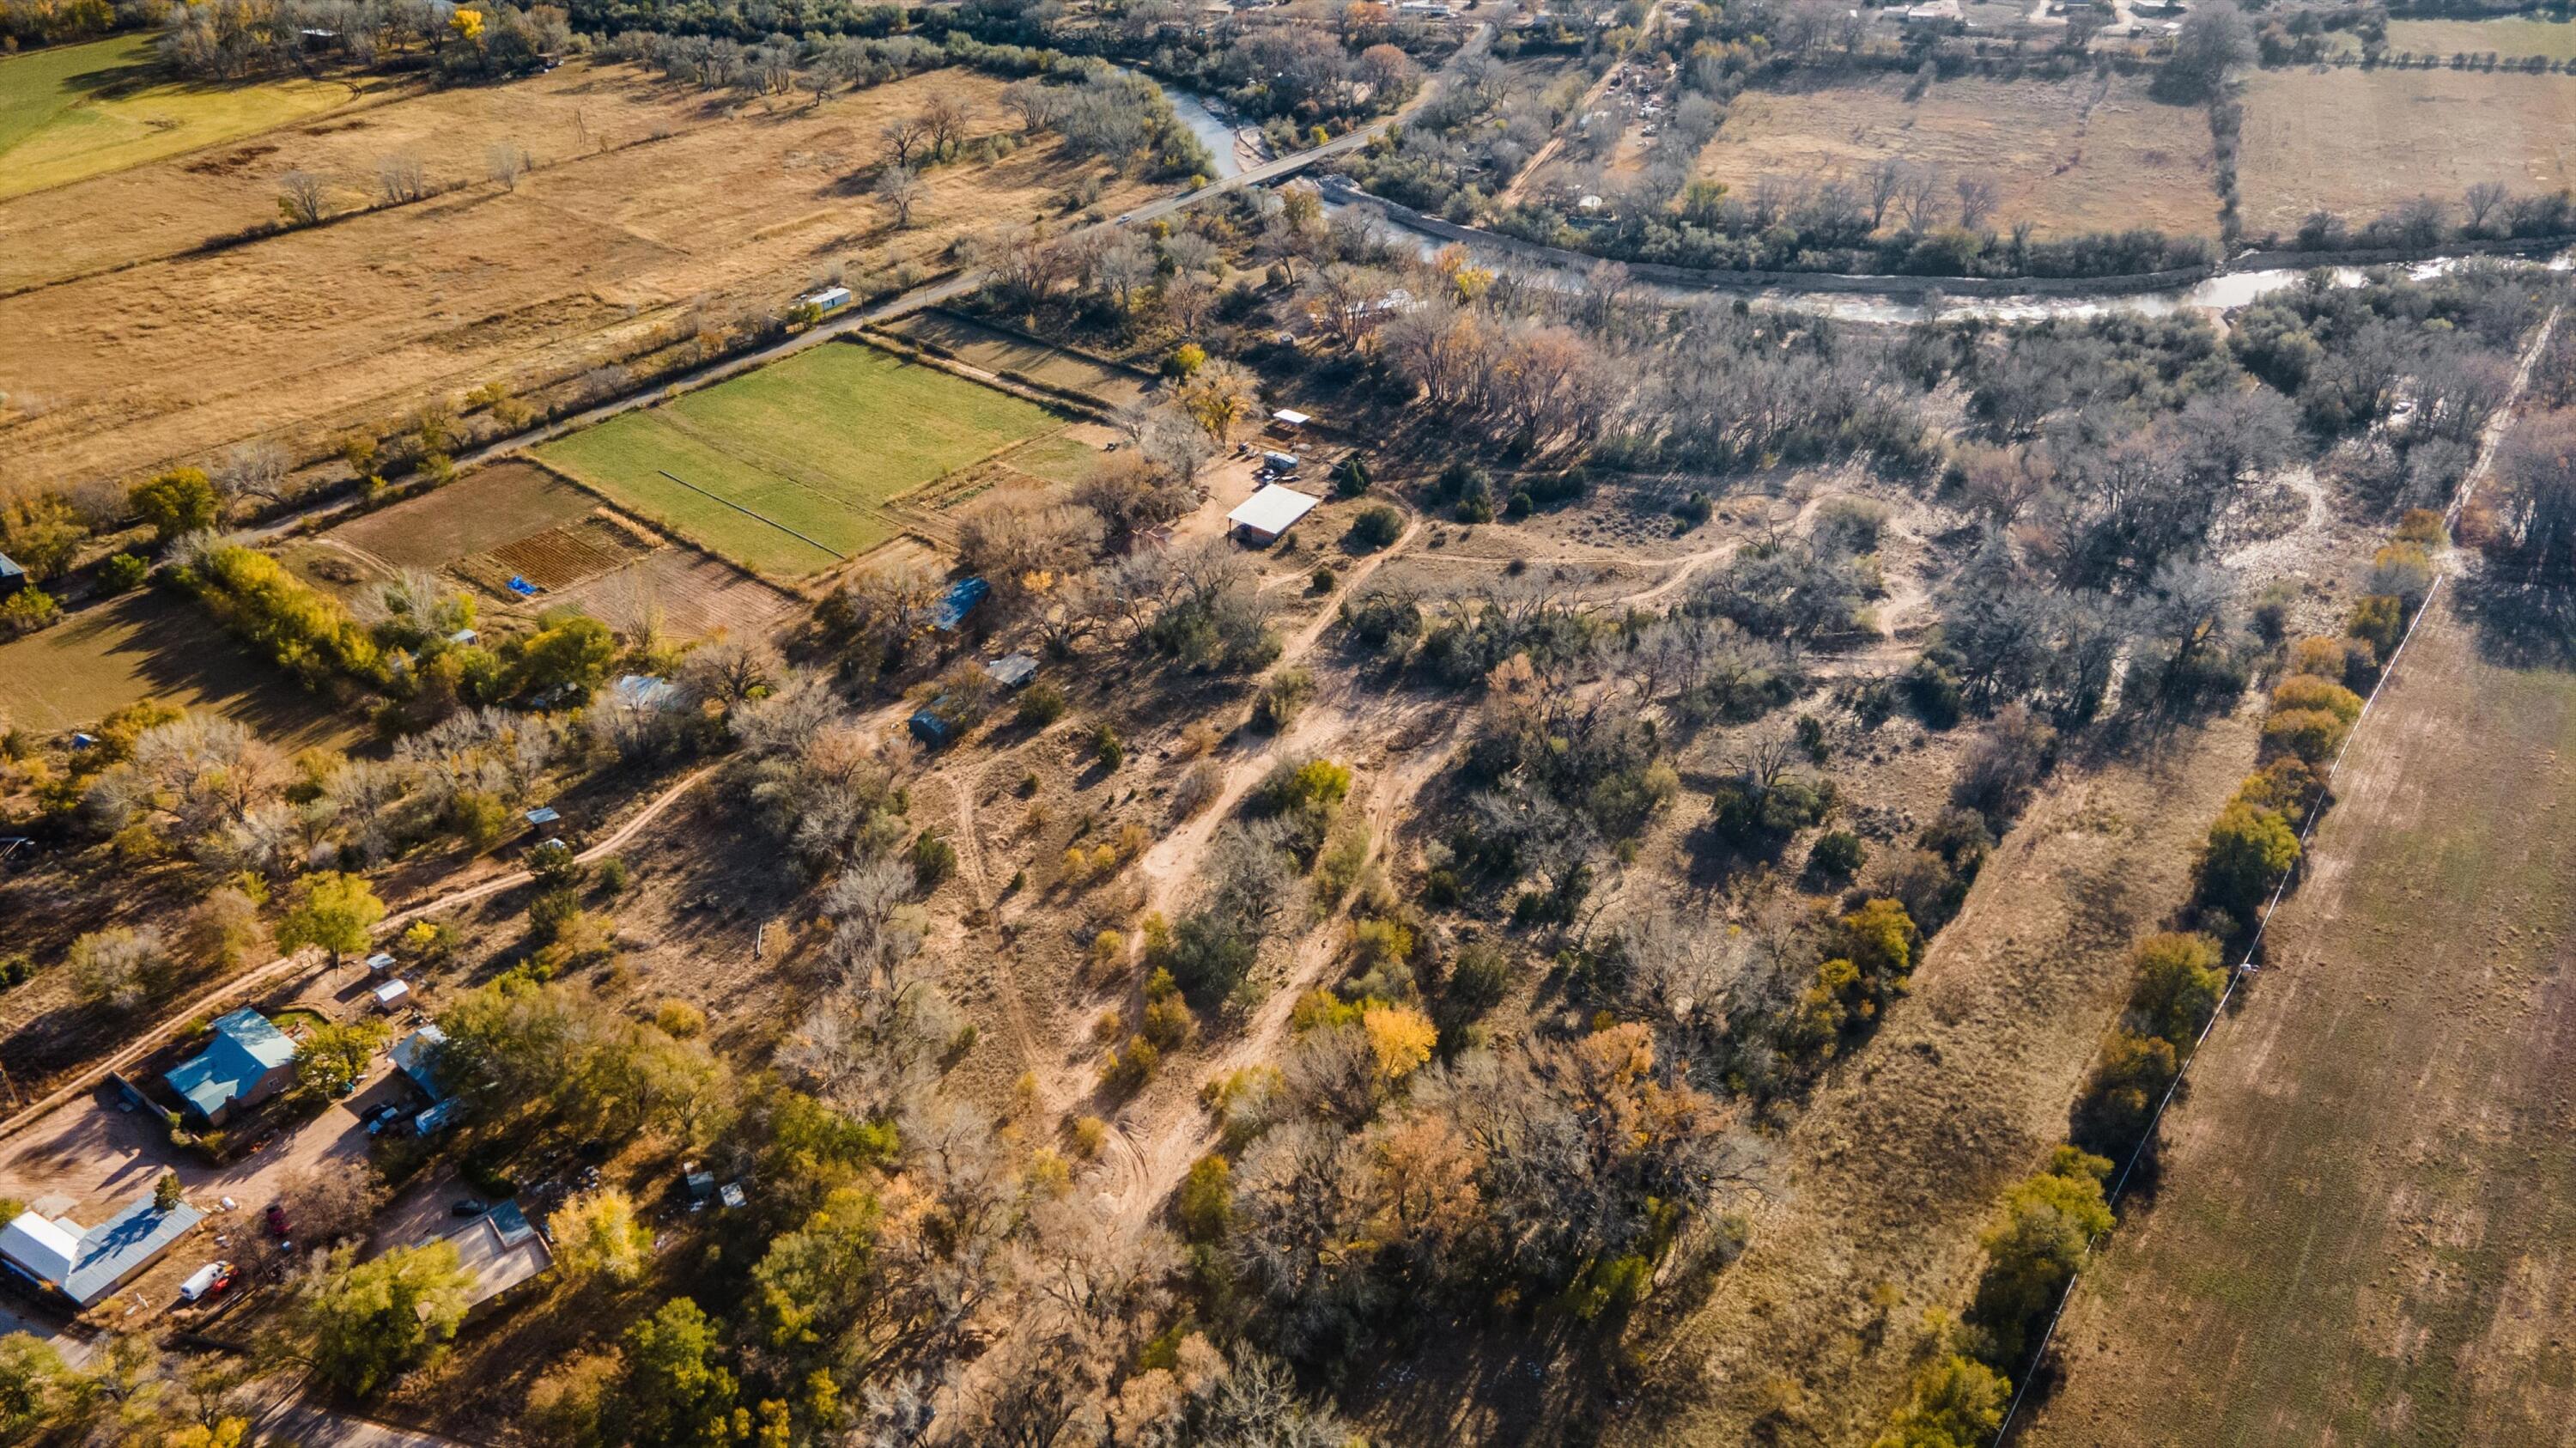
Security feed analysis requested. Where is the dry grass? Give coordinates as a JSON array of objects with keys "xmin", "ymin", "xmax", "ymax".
[
  {"xmin": 2238, "ymin": 68, "xmax": 2576, "ymax": 235},
  {"xmin": 2026, "ymin": 599, "xmax": 2576, "ymax": 1446},
  {"xmin": 1692, "ymin": 71, "xmax": 2216, "ymax": 240},
  {"xmin": 0, "ymin": 63, "xmax": 1157, "ymax": 497},
  {"xmin": 2372, "ymin": 16, "xmax": 2576, "ymax": 62},
  {"xmin": 1585, "ymin": 711, "xmax": 2261, "ymax": 1447},
  {"xmin": 0, "ymin": 587, "xmax": 357, "ymax": 745},
  {"xmin": 0, "ymin": 33, "xmax": 359, "ymax": 200}
]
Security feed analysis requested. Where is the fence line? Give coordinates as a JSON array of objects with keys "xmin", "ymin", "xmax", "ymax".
[{"xmin": 1993, "ymin": 301, "xmax": 2561, "ymax": 1443}]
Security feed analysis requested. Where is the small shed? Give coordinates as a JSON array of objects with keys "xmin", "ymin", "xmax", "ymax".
[
  {"xmin": 364, "ymin": 952, "xmax": 398, "ymax": 976},
  {"xmin": 369, "ymin": 979, "xmax": 411, "ymax": 1013},
  {"xmin": 0, "ymin": 553, "xmax": 24, "ymax": 600},
  {"xmin": 799, "ymin": 285, "xmax": 854, "ymax": 313},
  {"xmin": 933, "ymin": 576, "xmax": 990, "ymax": 632},
  {"xmin": 985, "ymin": 654, "xmax": 1039, "ymax": 690},
  {"xmin": 522, "ymin": 806, "xmax": 560, "ymax": 829},
  {"xmin": 610, "ymin": 673, "xmax": 680, "ymax": 711},
  {"xmin": 908, "ymin": 705, "xmax": 957, "ymax": 749},
  {"xmin": 1268, "ymin": 409, "xmax": 1312, "ymax": 435},
  {"xmin": 447, "ymin": 628, "xmax": 478, "ymax": 646},
  {"xmin": 1229, "ymin": 484, "xmax": 1321, "ymax": 545}
]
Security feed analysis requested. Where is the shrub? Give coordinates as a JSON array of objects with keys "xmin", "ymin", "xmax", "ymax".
[
  {"xmin": 1346, "ymin": 505, "xmax": 1403, "ymax": 551},
  {"xmin": 1093, "ymin": 723, "xmax": 1124, "ymax": 770},
  {"xmin": 2269, "ymin": 673, "xmax": 2363, "ymax": 725},
  {"xmin": 1876, "ymin": 1356, "xmax": 2009, "ymax": 1448},
  {"xmin": 2071, "ymin": 1028, "xmax": 2178, "ymax": 1158},
  {"xmin": 2261, "ymin": 707, "xmax": 2351, "ymax": 764},
  {"xmin": 1332, "ymin": 454, "xmax": 1371, "ymax": 497},
  {"xmin": 1177, "ymin": 1154, "xmax": 1231, "ymax": 1241},
  {"xmin": 1017, "ymin": 682, "xmax": 1068, "ymax": 727},
  {"xmin": 2123, "ymin": 931, "xmax": 2226, "ymax": 1044},
  {"xmin": 1071, "ymin": 1116, "xmax": 1107, "ymax": 1158},
  {"xmin": 1965, "ymin": 1146, "xmax": 2114, "ymax": 1368},
  {"xmin": 911, "ymin": 830, "xmax": 959, "ymax": 890},
  {"xmin": 131, "ymin": 468, "xmax": 220, "ymax": 545},
  {"xmin": 653, "ymin": 1001, "xmax": 706, "ymax": 1038},
  {"xmin": 2290, "ymin": 634, "xmax": 2375, "ymax": 691},
  {"xmin": 1249, "ymin": 668, "xmax": 1315, "ymax": 733},
  {"xmin": 1102, "ymin": 1034, "xmax": 1161, "ymax": 1092},
  {"xmin": 2200, "ymin": 800, "xmax": 2300, "ymax": 922},
  {"xmin": 1808, "ymin": 830, "xmax": 1867, "ymax": 882},
  {"xmin": 2347, "ymin": 593, "xmax": 2406, "ymax": 657},
  {"xmin": 98, "ymin": 552, "xmax": 149, "ymax": 593}
]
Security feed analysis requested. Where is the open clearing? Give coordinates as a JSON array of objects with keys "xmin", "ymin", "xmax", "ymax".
[
  {"xmin": 0, "ymin": 588, "xmax": 355, "ymax": 745},
  {"xmin": 0, "ymin": 64, "xmax": 1155, "ymax": 497},
  {"xmin": 536, "ymin": 342, "xmax": 1073, "ymax": 575},
  {"xmin": 0, "ymin": 34, "xmax": 357, "ymax": 200},
  {"xmin": 1693, "ymin": 72, "xmax": 2215, "ymax": 239},
  {"xmin": 884, "ymin": 309, "xmax": 1153, "ymax": 405},
  {"xmin": 302, "ymin": 460, "xmax": 798, "ymax": 637},
  {"xmin": 0, "ymin": 58, "xmax": 715, "ymax": 294},
  {"xmin": 2027, "ymin": 599, "xmax": 2576, "ymax": 1447},
  {"xmin": 2239, "ymin": 68, "xmax": 2576, "ymax": 234},
  {"xmin": 2372, "ymin": 17, "xmax": 2576, "ymax": 62}
]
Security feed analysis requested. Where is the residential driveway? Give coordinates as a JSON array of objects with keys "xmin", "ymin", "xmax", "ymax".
[{"xmin": 0, "ymin": 1061, "xmax": 407, "ymax": 1264}]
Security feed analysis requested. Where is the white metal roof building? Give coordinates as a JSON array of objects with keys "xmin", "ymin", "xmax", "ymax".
[
  {"xmin": 3, "ymin": 1197, "xmax": 206, "ymax": 1308},
  {"xmin": 1228, "ymin": 484, "xmax": 1321, "ymax": 545}
]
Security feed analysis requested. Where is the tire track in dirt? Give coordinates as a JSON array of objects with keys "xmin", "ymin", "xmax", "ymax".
[{"xmin": 949, "ymin": 770, "xmax": 1046, "ymax": 1086}]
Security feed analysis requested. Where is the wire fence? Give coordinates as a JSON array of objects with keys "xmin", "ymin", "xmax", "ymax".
[{"xmin": 1992, "ymin": 301, "xmax": 2561, "ymax": 1444}]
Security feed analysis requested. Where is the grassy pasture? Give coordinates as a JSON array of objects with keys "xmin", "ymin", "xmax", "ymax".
[
  {"xmin": 537, "ymin": 343, "xmax": 1069, "ymax": 576},
  {"xmin": 2028, "ymin": 601, "xmax": 2576, "ymax": 1445},
  {"xmin": 1692, "ymin": 71, "xmax": 2217, "ymax": 239},
  {"xmin": 0, "ymin": 588, "xmax": 355, "ymax": 745},
  {"xmin": 2374, "ymin": 16, "xmax": 2576, "ymax": 60},
  {"xmin": 2238, "ymin": 67, "xmax": 2576, "ymax": 234},
  {"xmin": 0, "ymin": 34, "xmax": 355, "ymax": 198}
]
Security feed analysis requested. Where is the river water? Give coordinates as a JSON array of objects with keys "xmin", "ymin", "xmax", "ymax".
[{"xmin": 1156, "ymin": 82, "xmax": 1249, "ymax": 179}]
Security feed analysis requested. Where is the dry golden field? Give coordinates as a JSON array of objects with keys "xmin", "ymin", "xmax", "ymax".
[
  {"xmin": 1693, "ymin": 71, "xmax": 2217, "ymax": 239},
  {"xmin": 2237, "ymin": 67, "xmax": 2576, "ymax": 234},
  {"xmin": 2026, "ymin": 599, "xmax": 2576, "ymax": 1447},
  {"xmin": 0, "ymin": 62, "xmax": 1156, "ymax": 498}
]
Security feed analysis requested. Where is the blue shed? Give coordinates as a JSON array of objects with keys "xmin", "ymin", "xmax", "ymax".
[
  {"xmin": 933, "ymin": 577, "xmax": 989, "ymax": 632},
  {"xmin": 909, "ymin": 705, "xmax": 956, "ymax": 748}
]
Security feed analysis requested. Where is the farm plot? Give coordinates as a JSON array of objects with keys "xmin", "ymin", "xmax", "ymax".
[
  {"xmin": 0, "ymin": 33, "xmax": 357, "ymax": 200},
  {"xmin": 311, "ymin": 460, "xmax": 598, "ymax": 572},
  {"xmin": 883, "ymin": 310, "xmax": 1154, "ymax": 405},
  {"xmin": 2238, "ymin": 68, "xmax": 2576, "ymax": 235},
  {"xmin": 536, "ymin": 342, "xmax": 1077, "ymax": 576},
  {"xmin": 1692, "ymin": 71, "xmax": 2216, "ymax": 239},
  {"xmin": 0, "ymin": 67, "xmax": 1157, "ymax": 500},
  {"xmin": 0, "ymin": 589, "xmax": 355, "ymax": 745},
  {"xmin": 2026, "ymin": 599, "xmax": 2576, "ymax": 1447}
]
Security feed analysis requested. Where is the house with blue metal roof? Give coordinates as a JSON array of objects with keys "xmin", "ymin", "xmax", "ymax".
[
  {"xmin": 163, "ymin": 1008, "xmax": 298, "ymax": 1126},
  {"xmin": 1, "ymin": 1195, "xmax": 205, "ymax": 1308}
]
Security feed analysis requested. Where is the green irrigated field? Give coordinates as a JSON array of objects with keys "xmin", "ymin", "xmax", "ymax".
[
  {"xmin": 2028, "ymin": 599, "xmax": 2576, "ymax": 1447},
  {"xmin": 537, "ymin": 343, "xmax": 1069, "ymax": 576},
  {"xmin": 0, "ymin": 34, "xmax": 356, "ymax": 198}
]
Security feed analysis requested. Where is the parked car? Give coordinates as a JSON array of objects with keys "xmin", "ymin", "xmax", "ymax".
[
  {"xmin": 179, "ymin": 1261, "xmax": 236, "ymax": 1304},
  {"xmin": 361, "ymin": 1103, "xmax": 406, "ymax": 1137},
  {"xmin": 451, "ymin": 1198, "xmax": 488, "ymax": 1218},
  {"xmin": 264, "ymin": 1203, "xmax": 289, "ymax": 1238}
]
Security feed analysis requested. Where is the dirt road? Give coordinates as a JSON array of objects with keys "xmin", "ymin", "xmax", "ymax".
[{"xmin": 0, "ymin": 763, "xmax": 718, "ymax": 1147}]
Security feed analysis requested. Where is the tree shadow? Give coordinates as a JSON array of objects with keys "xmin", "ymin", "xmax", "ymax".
[{"xmin": 2453, "ymin": 572, "xmax": 2576, "ymax": 671}]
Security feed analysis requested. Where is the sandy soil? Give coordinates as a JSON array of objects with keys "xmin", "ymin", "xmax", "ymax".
[
  {"xmin": 1694, "ymin": 71, "xmax": 2217, "ymax": 240},
  {"xmin": 0, "ymin": 66, "xmax": 1155, "ymax": 496}
]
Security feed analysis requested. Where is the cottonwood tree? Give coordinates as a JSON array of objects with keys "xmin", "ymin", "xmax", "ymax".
[
  {"xmin": 876, "ymin": 164, "xmax": 926, "ymax": 227},
  {"xmin": 277, "ymin": 170, "xmax": 330, "ymax": 225}
]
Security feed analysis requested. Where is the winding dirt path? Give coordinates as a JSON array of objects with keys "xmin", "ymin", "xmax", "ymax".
[{"xmin": 0, "ymin": 762, "xmax": 720, "ymax": 1144}]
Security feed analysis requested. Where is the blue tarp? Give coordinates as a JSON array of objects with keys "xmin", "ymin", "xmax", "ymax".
[
  {"xmin": 507, "ymin": 575, "xmax": 538, "ymax": 598},
  {"xmin": 933, "ymin": 576, "xmax": 989, "ymax": 632}
]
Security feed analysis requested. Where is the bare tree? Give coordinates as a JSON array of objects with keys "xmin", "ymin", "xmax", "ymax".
[
  {"xmin": 880, "ymin": 113, "xmax": 927, "ymax": 168},
  {"xmin": 875, "ymin": 164, "xmax": 926, "ymax": 228},
  {"xmin": 1895, "ymin": 165, "xmax": 1946, "ymax": 234},
  {"xmin": 487, "ymin": 143, "xmax": 531, "ymax": 191},
  {"xmin": 920, "ymin": 94, "xmax": 968, "ymax": 162},
  {"xmin": 377, "ymin": 153, "xmax": 430, "ymax": 204},
  {"xmin": 1867, "ymin": 157, "xmax": 1905, "ymax": 232},
  {"xmin": 277, "ymin": 171, "xmax": 330, "ymax": 226},
  {"xmin": 1955, "ymin": 175, "xmax": 1999, "ymax": 232},
  {"xmin": 2464, "ymin": 179, "xmax": 2510, "ymax": 235}
]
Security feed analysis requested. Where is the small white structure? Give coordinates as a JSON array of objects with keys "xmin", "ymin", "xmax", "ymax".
[
  {"xmin": 1270, "ymin": 409, "xmax": 1313, "ymax": 432},
  {"xmin": 1904, "ymin": 0, "xmax": 1962, "ymax": 24},
  {"xmin": 799, "ymin": 285, "xmax": 854, "ymax": 313},
  {"xmin": 369, "ymin": 979, "xmax": 411, "ymax": 1013},
  {"xmin": 364, "ymin": 952, "xmax": 397, "ymax": 975},
  {"xmin": 1229, "ymin": 484, "xmax": 1321, "ymax": 545}
]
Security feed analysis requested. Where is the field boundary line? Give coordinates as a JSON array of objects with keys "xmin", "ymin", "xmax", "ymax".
[{"xmin": 1995, "ymin": 299, "xmax": 2561, "ymax": 1444}]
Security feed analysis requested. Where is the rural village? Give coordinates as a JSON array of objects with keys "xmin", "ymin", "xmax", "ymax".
[{"xmin": 3, "ymin": 0, "xmax": 2576, "ymax": 1442}]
